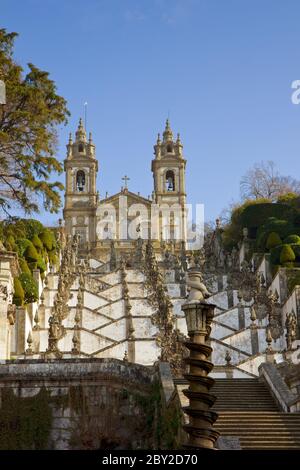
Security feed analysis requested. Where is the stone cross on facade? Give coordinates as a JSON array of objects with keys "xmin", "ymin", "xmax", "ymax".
[{"xmin": 122, "ymin": 175, "xmax": 130, "ymax": 189}]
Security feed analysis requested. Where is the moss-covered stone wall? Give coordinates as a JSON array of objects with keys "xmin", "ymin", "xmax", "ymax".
[{"xmin": 0, "ymin": 358, "xmax": 180, "ymax": 450}]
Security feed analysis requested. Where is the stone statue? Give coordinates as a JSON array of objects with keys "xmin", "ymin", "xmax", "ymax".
[
  {"xmin": 186, "ymin": 269, "xmax": 212, "ymax": 302},
  {"xmin": 285, "ymin": 311, "xmax": 297, "ymax": 351}
]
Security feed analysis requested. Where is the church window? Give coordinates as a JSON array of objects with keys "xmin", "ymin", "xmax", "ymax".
[
  {"xmin": 78, "ymin": 143, "xmax": 84, "ymax": 152},
  {"xmin": 167, "ymin": 144, "xmax": 172, "ymax": 153},
  {"xmin": 165, "ymin": 170, "xmax": 175, "ymax": 191},
  {"xmin": 76, "ymin": 170, "xmax": 86, "ymax": 192}
]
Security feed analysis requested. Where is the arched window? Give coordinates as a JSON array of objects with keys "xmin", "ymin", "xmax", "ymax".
[
  {"xmin": 78, "ymin": 144, "xmax": 84, "ymax": 153},
  {"xmin": 165, "ymin": 170, "xmax": 175, "ymax": 191},
  {"xmin": 76, "ymin": 170, "xmax": 86, "ymax": 192},
  {"xmin": 167, "ymin": 144, "xmax": 172, "ymax": 153}
]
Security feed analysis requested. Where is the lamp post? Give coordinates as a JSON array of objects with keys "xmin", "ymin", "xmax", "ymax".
[{"xmin": 181, "ymin": 268, "xmax": 219, "ymax": 450}]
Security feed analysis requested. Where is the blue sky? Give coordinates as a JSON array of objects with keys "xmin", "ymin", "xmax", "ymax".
[{"xmin": 2, "ymin": 0, "xmax": 300, "ymax": 225}]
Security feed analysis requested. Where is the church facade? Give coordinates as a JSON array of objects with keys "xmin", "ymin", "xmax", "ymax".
[{"xmin": 63, "ymin": 118, "xmax": 188, "ymax": 260}]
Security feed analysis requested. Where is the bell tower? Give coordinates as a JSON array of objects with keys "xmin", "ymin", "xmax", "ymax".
[
  {"xmin": 151, "ymin": 119, "xmax": 187, "ymax": 243},
  {"xmin": 63, "ymin": 118, "xmax": 98, "ymax": 245}
]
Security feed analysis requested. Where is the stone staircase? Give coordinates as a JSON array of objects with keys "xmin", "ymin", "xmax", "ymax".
[{"xmin": 176, "ymin": 378, "xmax": 300, "ymax": 449}]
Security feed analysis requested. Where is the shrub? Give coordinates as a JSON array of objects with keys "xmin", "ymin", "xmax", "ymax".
[
  {"xmin": 37, "ymin": 256, "xmax": 47, "ymax": 273},
  {"xmin": 240, "ymin": 203, "xmax": 297, "ymax": 231},
  {"xmin": 21, "ymin": 219, "xmax": 44, "ymax": 239},
  {"xmin": 5, "ymin": 234, "xmax": 17, "ymax": 252},
  {"xmin": 24, "ymin": 243, "xmax": 39, "ymax": 263},
  {"xmin": 270, "ymin": 244, "xmax": 284, "ymax": 265},
  {"xmin": 15, "ymin": 238, "xmax": 33, "ymax": 258},
  {"xmin": 277, "ymin": 192, "xmax": 299, "ymax": 204},
  {"xmin": 284, "ymin": 234, "xmax": 300, "ymax": 244},
  {"xmin": 291, "ymin": 244, "xmax": 300, "ymax": 260},
  {"xmin": 6, "ymin": 234, "xmax": 15, "ymax": 245},
  {"xmin": 13, "ymin": 278, "xmax": 25, "ymax": 306},
  {"xmin": 256, "ymin": 218, "xmax": 296, "ymax": 250},
  {"xmin": 280, "ymin": 244, "xmax": 296, "ymax": 265},
  {"xmin": 19, "ymin": 273, "xmax": 38, "ymax": 304},
  {"xmin": 31, "ymin": 234, "xmax": 43, "ymax": 252},
  {"xmin": 48, "ymin": 250, "xmax": 58, "ymax": 267},
  {"xmin": 266, "ymin": 232, "xmax": 282, "ymax": 250},
  {"xmin": 5, "ymin": 242, "xmax": 12, "ymax": 251},
  {"xmin": 28, "ymin": 262, "xmax": 37, "ymax": 270},
  {"xmin": 39, "ymin": 229, "xmax": 56, "ymax": 251},
  {"xmin": 19, "ymin": 258, "xmax": 31, "ymax": 275}
]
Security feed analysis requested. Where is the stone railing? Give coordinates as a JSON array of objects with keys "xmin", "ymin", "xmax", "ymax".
[{"xmin": 259, "ymin": 362, "xmax": 300, "ymax": 412}]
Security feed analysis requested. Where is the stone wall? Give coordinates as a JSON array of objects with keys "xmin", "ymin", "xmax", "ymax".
[{"xmin": 0, "ymin": 358, "xmax": 163, "ymax": 450}]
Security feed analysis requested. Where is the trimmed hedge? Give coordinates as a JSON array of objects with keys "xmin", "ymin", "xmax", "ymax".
[
  {"xmin": 280, "ymin": 244, "xmax": 296, "ymax": 265},
  {"xmin": 13, "ymin": 278, "xmax": 25, "ymax": 306},
  {"xmin": 284, "ymin": 234, "xmax": 300, "ymax": 244},
  {"xmin": 266, "ymin": 232, "xmax": 282, "ymax": 250},
  {"xmin": 19, "ymin": 273, "xmax": 38, "ymax": 304},
  {"xmin": 37, "ymin": 256, "xmax": 47, "ymax": 273},
  {"xmin": 22, "ymin": 219, "xmax": 43, "ymax": 239},
  {"xmin": 15, "ymin": 238, "xmax": 33, "ymax": 258},
  {"xmin": 19, "ymin": 258, "xmax": 31, "ymax": 275},
  {"xmin": 239, "ymin": 203, "xmax": 297, "ymax": 231},
  {"xmin": 24, "ymin": 243, "xmax": 39, "ymax": 263},
  {"xmin": 31, "ymin": 234, "xmax": 43, "ymax": 252},
  {"xmin": 39, "ymin": 229, "xmax": 56, "ymax": 251},
  {"xmin": 48, "ymin": 250, "xmax": 58, "ymax": 267},
  {"xmin": 256, "ymin": 218, "xmax": 297, "ymax": 250}
]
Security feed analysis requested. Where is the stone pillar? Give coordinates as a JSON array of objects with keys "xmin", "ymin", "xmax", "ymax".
[
  {"xmin": 0, "ymin": 295, "xmax": 8, "ymax": 358},
  {"xmin": 181, "ymin": 300, "xmax": 219, "ymax": 450},
  {"xmin": 16, "ymin": 306, "xmax": 26, "ymax": 355}
]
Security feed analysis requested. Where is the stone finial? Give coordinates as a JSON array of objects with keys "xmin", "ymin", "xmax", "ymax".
[
  {"xmin": 75, "ymin": 117, "xmax": 87, "ymax": 142},
  {"xmin": 163, "ymin": 118, "xmax": 173, "ymax": 142},
  {"xmin": 157, "ymin": 133, "xmax": 161, "ymax": 144},
  {"xmin": 266, "ymin": 326, "xmax": 273, "ymax": 353},
  {"xmin": 26, "ymin": 331, "xmax": 33, "ymax": 355},
  {"xmin": 216, "ymin": 218, "xmax": 221, "ymax": 229},
  {"xmin": 123, "ymin": 350, "xmax": 128, "ymax": 362},
  {"xmin": 72, "ymin": 330, "xmax": 80, "ymax": 354},
  {"xmin": 89, "ymin": 131, "xmax": 93, "ymax": 144},
  {"xmin": 68, "ymin": 132, "xmax": 73, "ymax": 144},
  {"xmin": 33, "ymin": 310, "xmax": 40, "ymax": 330}
]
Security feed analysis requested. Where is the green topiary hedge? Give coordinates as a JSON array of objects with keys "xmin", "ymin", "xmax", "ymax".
[
  {"xmin": 13, "ymin": 278, "xmax": 25, "ymax": 306},
  {"xmin": 19, "ymin": 273, "xmax": 38, "ymax": 304},
  {"xmin": 31, "ymin": 234, "xmax": 43, "ymax": 252},
  {"xmin": 21, "ymin": 219, "xmax": 44, "ymax": 239},
  {"xmin": 280, "ymin": 244, "xmax": 296, "ymax": 266},
  {"xmin": 39, "ymin": 229, "xmax": 56, "ymax": 251},
  {"xmin": 15, "ymin": 238, "xmax": 33, "ymax": 258},
  {"xmin": 48, "ymin": 250, "xmax": 57, "ymax": 267},
  {"xmin": 24, "ymin": 243, "xmax": 39, "ymax": 263},
  {"xmin": 19, "ymin": 258, "xmax": 31, "ymax": 275},
  {"xmin": 240, "ymin": 203, "xmax": 298, "ymax": 231},
  {"xmin": 266, "ymin": 232, "xmax": 282, "ymax": 250},
  {"xmin": 284, "ymin": 234, "xmax": 300, "ymax": 244},
  {"xmin": 37, "ymin": 256, "xmax": 47, "ymax": 273},
  {"xmin": 256, "ymin": 218, "xmax": 297, "ymax": 250}
]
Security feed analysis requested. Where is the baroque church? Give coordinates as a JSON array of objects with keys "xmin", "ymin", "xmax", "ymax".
[
  {"xmin": 0, "ymin": 118, "xmax": 300, "ymax": 450},
  {"xmin": 63, "ymin": 118, "xmax": 187, "ymax": 259}
]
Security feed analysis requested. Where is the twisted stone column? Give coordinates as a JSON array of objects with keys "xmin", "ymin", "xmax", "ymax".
[{"xmin": 182, "ymin": 300, "xmax": 219, "ymax": 450}]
